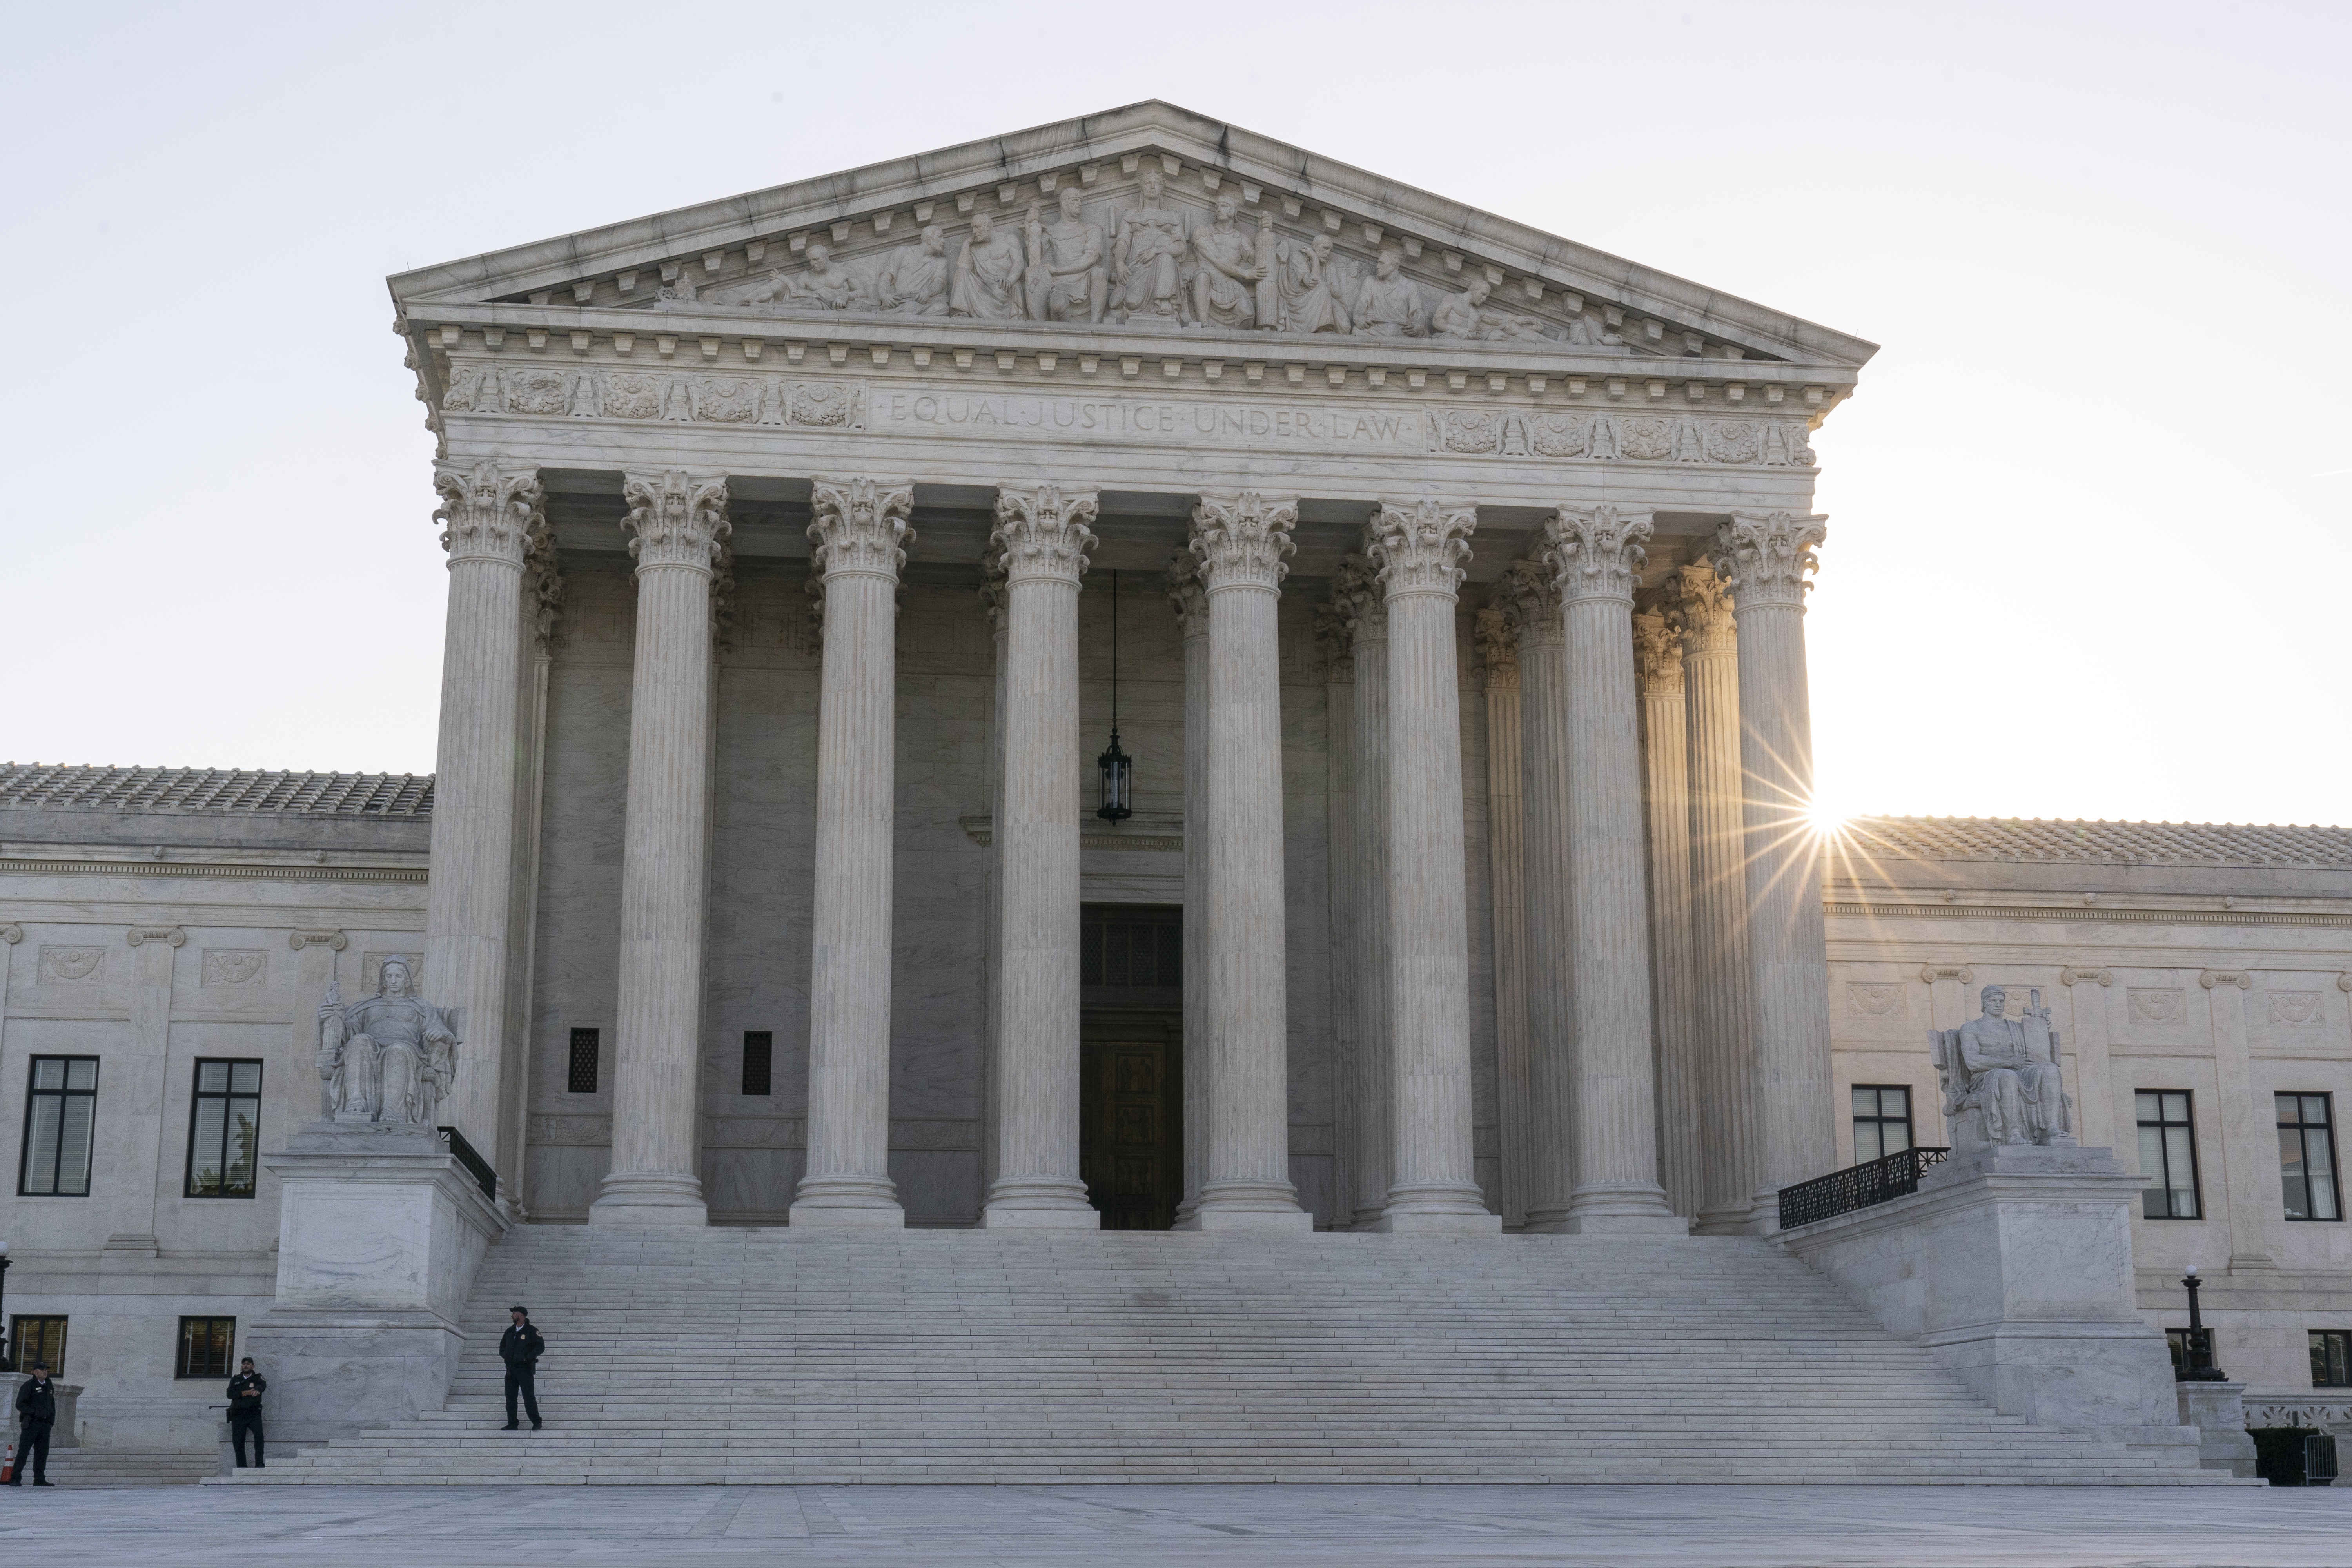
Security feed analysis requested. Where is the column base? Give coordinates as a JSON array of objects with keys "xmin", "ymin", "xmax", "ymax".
[
  {"xmin": 1178, "ymin": 1181, "xmax": 1314, "ymax": 1233},
  {"xmin": 1370, "ymin": 1182, "xmax": 1502, "ymax": 1233},
  {"xmin": 982, "ymin": 1175, "xmax": 1101, "ymax": 1229},
  {"xmin": 789, "ymin": 1175, "xmax": 906, "ymax": 1230},
  {"xmin": 1559, "ymin": 1181, "xmax": 1688, "ymax": 1234},
  {"xmin": 1692, "ymin": 1203, "xmax": 1766, "ymax": 1237},
  {"xmin": 590, "ymin": 1171, "xmax": 708, "ymax": 1226}
]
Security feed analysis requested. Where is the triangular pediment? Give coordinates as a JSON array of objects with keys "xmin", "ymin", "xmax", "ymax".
[{"xmin": 390, "ymin": 102, "xmax": 1873, "ymax": 370}]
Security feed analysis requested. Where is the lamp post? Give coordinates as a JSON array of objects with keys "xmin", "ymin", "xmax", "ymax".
[
  {"xmin": 2180, "ymin": 1264, "xmax": 2227, "ymax": 1381},
  {"xmin": 1096, "ymin": 568, "xmax": 1133, "ymax": 821},
  {"xmin": 0, "ymin": 1238, "xmax": 11, "ymax": 1372}
]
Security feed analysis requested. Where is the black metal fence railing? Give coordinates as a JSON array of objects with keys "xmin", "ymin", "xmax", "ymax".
[
  {"xmin": 1777, "ymin": 1146, "xmax": 1949, "ymax": 1230},
  {"xmin": 436, "ymin": 1125, "xmax": 498, "ymax": 1204}
]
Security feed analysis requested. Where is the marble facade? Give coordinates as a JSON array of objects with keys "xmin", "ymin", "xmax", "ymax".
[{"xmin": 2, "ymin": 104, "xmax": 2348, "ymax": 1454}]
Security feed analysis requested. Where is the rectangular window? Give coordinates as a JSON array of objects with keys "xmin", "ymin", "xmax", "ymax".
[
  {"xmin": 567, "ymin": 1028, "xmax": 599, "ymax": 1094},
  {"xmin": 2137, "ymin": 1090, "xmax": 2202, "ymax": 1220},
  {"xmin": 2314, "ymin": 1330, "xmax": 2352, "ymax": 1387},
  {"xmin": 2278, "ymin": 1094, "xmax": 2341, "ymax": 1222},
  {"xmin": 9, "ymin": 1316, "xmax": 68, "ymax": 1376},
  {"xmin": 185, "ymin": 1059, "xmax": 263, "ymax": 1198},
  {"xmin": 176, "ymin": 1316, "xmax": 236, "ymax": 1379},
  {"xmin": 1078, "ymin": 905, "xmax": 1183, "ymax": 990},
  {"xmin": 18, "ymin": 1056, "xmax": 99, "ymax": 1196},
  {"xmin": 1851, "ymin": 1085, "xmax": 1914, "ymax": 1163},
  {"xmin": 742, "ymin": 1031, "xmax": 773, "ymax": 1097}
]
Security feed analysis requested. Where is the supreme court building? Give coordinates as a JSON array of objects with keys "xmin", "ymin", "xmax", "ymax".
[{"xmin": 4, "ymin": 103, "xmax": 2348, "ymax": 1477}]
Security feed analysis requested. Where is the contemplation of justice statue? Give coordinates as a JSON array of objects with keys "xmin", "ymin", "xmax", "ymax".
[{"xmin": 314, "ymin": 955, "xmax": 462, "ymax": 1130}]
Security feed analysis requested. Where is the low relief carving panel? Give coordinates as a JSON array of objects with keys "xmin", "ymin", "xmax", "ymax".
[
  {"xmin": 2267, "ymin": 991, "xmax": 2325, "ymax": 1027},
  {"xmin": 38, "ymin": 946, "xmax": 106, "ymax": 985},
  {"xmin": 2127, "ymin": 987, "xmax": 2186, "ymax": 1025},
  {"xmin": 1425, "ymin": 409, "xmax": 1811, "ymax": 468},
  {"xmin": 201, "ymin": 949, "xmax": 267, "ymax": 988},
  {"xmin": 448, "ymin": 368, "xmax": 866, "ymax": 432},
  {"xmin": 1846, "ymin": 981, "xmax": 1907, "ymax": 1020}
]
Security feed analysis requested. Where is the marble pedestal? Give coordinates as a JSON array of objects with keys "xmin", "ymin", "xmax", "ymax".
[
  {"xmin": 244, "ymin": 1121, "xmax": 507, "ymax": 1443},
  {"xmin": 2177, "ymin": 1380, "xmax": 2261, "ymax": 1477},
  {"xmin": 1777, "ymin": 1143, "xmax": 2193, "ymax": 1452}
]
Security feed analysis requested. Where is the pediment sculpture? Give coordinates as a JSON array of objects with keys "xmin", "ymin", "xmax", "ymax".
[
  {"xmin": 1929, "ymin": 985, "xmax": 2075, "ymax": 1150},
  {"xmin": 316, "ymin": 957, "xmax": 462, "ymax": 1129}
]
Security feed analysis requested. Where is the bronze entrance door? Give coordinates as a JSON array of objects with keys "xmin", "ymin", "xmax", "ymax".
[{"xmin": 1077, "ymin": 902, "xmax": 1185, "ymax": 1230}]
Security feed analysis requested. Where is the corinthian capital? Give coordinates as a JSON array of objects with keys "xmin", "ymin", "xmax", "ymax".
[
  {"xmin": 1490, "ymin": 553, "xmax": 1565, "ymax": 650},
  {"xmin": 1633, "ymin": 611, "xmax": 1684, "ymax": 695},
  {"xmin": 991, "ymin": 484, "xmax": 1098, "ymax": 585},
  {"xmin": 809, "ymin": 477, "xmax": 915, "ymax": 584},
  {"xmin": 1191, "ymin": 490, "xmax": 1298, "ymax": 593},
  {"xmin": 978, "ymin": 549, "xmax": 1009, "ymax": 629},
  {"xmin": 1310, "ymin": 599, "xmax": 1354, "ymax": 681},
  {"xmin": 1544, "ymin": 505, "xmax": 1652, "ymax": 603},
  {"xmin": 432, "ymin": 460, "xmax": 543, "ymax": 567},
  {"xmin": 1166, "ymin": 551, "xmax": 1210, "ymax": 640},
  {"xmin": 1659, "ymin": 563, "xmax": 1736, "ymax": 654},
  {"xmin": 1333, "ymin": 555, "xmax": 1388, "ymax": 643},
  {"xmin": 621, "ymin": 471, "xmax": 731, "ymax": 574},
  {"xmin": 1710, "ymin": 511, "xmax": 1828, "ymax": 608},
  {"xmin": 1368, "ymin": 500, "xmax": 1477, "ymax": 599},
  {"xmin": 1475, "ymin": 608, "xmax": 1519, "ymax": 691}
]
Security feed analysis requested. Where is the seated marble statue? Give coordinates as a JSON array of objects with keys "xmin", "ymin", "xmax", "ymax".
[
  {"xmin": 951, "ymin": 212, "xmax": 1027, "ymax": 319},
  {"xmin": 874, "ymin": 227, "xmax": 951, "ymax": 315},
  {"xmin": 1930, "ymin": 985, "xmax": 2074, "ymax": 1149},
  {"xmin": 1352, "ymin": 248, "xmax": 1426, "ymax": 338},
  {"xmin": 1431, "ymin": 279, "xmax": 1555, "ymax": 343},
  {"xmin": 316, "ymin": 956, "xmax": 461, "ymax": 1127}
]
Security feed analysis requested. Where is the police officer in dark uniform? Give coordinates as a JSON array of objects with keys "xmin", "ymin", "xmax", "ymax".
[
  {"xmin": 498, "ymin": 1306, "xmax": 544, "ymax": 1431},
  {"xmin": 225, "ymin": 1357, "xmax": 267, "ymax": 1468},
  {"xmin": 9, "ymin": 1362, "xmax": 57, "ymax": 1486}
]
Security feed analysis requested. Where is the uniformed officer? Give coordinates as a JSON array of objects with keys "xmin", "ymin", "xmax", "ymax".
[
  {"xmin": 8, "ymin": 1361, "xmax": 58, "ymax": 1486},
  {"xmin": 498, "ymin": 1306, "xmax": 545, "ymax": 1431},
  {"xmin": 225, "ymin": 1357, "xmax": 267, "ymax": 1468}
]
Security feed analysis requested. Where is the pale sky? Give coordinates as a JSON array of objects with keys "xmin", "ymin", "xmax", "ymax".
[{"xmin": 4, "ymin": 3, "xmax": 2343, "ymax": 827}]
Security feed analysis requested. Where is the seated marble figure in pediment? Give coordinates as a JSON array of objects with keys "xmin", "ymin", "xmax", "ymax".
[{"xmin": 625, "ymin": 168, "xmax": 1638, "ymax": 351}]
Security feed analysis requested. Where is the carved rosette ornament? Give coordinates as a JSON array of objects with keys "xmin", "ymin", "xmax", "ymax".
[
  {"xmin": 1368, "ymin": 501, "xmax": 1478, "ymax": 600},
  {"xmin": 1333, "ymin": 555, "xmax": 1388, "ymax": 643},
  {"xmin": 990, "ymin": 484, "xmax": 1099, "ymax": 585},
  {"xmin": 1661, "ymin": 563, "xmax": 1736, "ymax": 654},
  {"xmin": 1191, "ymin": 491, "xmax": 1298, "ymax": 594},
  {"xmin": 1632, "ymin": 611, "xmax": 1684, "ymax": 696},
  {"xmin": 621, "ymin": 470, "xmax": 731, "ymax": 575},
  {"xmin": 1544, "ymin": 505, "xmax": 1653, "ymax": 604},
  {"xmin": 433, "ymin": 460, "xmax": 544, "ymax": 567},
  {"xmin": 809, "ymin": 477, "xmax": 916, "ymax": 584},
  {"xmin": 1165, "ymin": 551, "xmax": 1210, "ymax": 640},
  {"xmin": 1710, "ymin": 511, "xmax": 1828, "ymax": 609}
]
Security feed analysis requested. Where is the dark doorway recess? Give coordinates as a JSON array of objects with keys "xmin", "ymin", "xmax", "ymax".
[{"xmin": 1078, "ymin": 904, "xmax": 1183, "ymax": 1230}]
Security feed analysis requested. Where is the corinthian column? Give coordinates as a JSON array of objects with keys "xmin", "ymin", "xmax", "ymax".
[
  {"xmin": 982, "ymin": 483, "xmax": 1102, "ymax": 1229},
  {"xmin": 1668, "ymin": 563, "xmax": 1761, "ymax": 1234},
  {"xmin": 1167, "ymin": 555, "xmax": 1211, "ymax": 1223},
  {"xmin": 792, "ymin": 477, "xmax": 915, "ymax": 1229},
  {"xmin": 1335, "ymin": 559, "xmax": 1391, "ymax": 1229},
  {"xmin": 1711, "ymin": 512, "xmax": 1836, "ymax": 1220},
  {"xmin": 1367, "ymin": 501, "xmax": 1499, "ymax": 1232},
  {"xmin": 593, "ymin": 470, "xmax": 730, "ymax": 1225},
  {"xmin": 1475, "ymin": 597, "xmax": 1529, "ymax": 1229},
  {"xmin": 1635, "ymin": 607, "xmax": 1703, "ymax": 1218},
  {"xmin": 1500, "ymin": 556, "xmax": 1576, "ymax": 1232},
  {"xmin": 1548, "ymin": 506, "xmax": 1681, "ymax": 1232},
  {"xmin": 424, "ymin": 460, "xmax": 541, "ymax": 1165},
  {"xmin": 1181, "ymin": 492, "xmax": 1310, "ymax": 1230},
  {"xmin": 1312, "ymin": 598, "xmax": 1358, "ymax": 1227}
]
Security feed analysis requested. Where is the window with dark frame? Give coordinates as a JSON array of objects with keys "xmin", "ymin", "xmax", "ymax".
[
  {"xmin": 742, "ymin": 1031, "xmax": 773, "ymax": 1097},
  {"xmin": 1079, "ymin": 906, "xmax": 1183, "ymax": 990},
  {"xmin": 176, "ymin": 1316, "xmax": 236, "ymax": 1379},
  {"xmin": 2278, "ymin": 1093, "xmax": 2341, "ymax": 1222},
  {"xmin": 9, "ymin": 1316, "xmax": 67, "ymax": 1376},
  {"xmin": 2314, "ymin": 1330, "xmax": 2352, "ymax": 1387},
  {"xmin": 2137, "ymin": 1090, "xmax": 2202, "ymax": 1220},
  {"xmin": 568, "ymin": 1028, "xmax": 600, "ymax": 1094},
  {"xmin": 19, "ymin": 1056, "xmax": 99, "ymax": 1196},
  {"xmin": 185, "ymin": 1059, "xmax": 263, "ymax": 1198},
  {"xmin": 1851, "ymin": 1085, "xmax": 1914, "ymax": 1163}
]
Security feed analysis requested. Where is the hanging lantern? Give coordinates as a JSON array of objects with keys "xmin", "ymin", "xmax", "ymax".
[{"xmin": 1096, "ymin": 569, "xmax": 1134, "ymax": 821}]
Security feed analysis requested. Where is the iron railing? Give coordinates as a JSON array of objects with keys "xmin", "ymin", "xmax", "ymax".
[
  {"xmin": 1778, "ymin": 1146, "xmax": 1949, "ymax": 1230},
  {"xmin": 436, "ymin": 1125, "xmax": 498, "ymax": 1203}
]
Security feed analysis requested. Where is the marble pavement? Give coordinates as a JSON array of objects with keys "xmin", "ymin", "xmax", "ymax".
[{"xmin": 3, "ymin": 1484, "xmax": 2347, "ymax": 1567}]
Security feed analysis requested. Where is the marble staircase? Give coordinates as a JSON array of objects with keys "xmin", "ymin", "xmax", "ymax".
[{"xmin": 214, "ymin": 1226, "xmax": 2227, "ymax": 1486}]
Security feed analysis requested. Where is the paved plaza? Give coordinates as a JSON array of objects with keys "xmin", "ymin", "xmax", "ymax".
[{"xmin": 1, "ymin": 1484, "xmax": 2347, "ymax": 1566}]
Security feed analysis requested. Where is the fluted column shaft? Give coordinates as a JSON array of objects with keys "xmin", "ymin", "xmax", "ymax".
[
  {"xmin": 1338, "ymin": 561, "xmax": 1391, "ymax": 1228},
  {"xmin": 594, "ymin": 470, "xmax": 730, "ymax": 1225},
  {"xmin": 982, "ymin": 485, "xmax": 1101, "ymax": 1228},
  {"xmin": 423, "ymin": 461, "xmax": 540, "ymax": 1161},
  {"xmin": 1713, "ymin": 512, "xmax": 1837, "ymax": 1222},
  {"xmin": 979, "ymin": 555, "xmax": 1009, "ymax": 1192},
  {"xmin": 1178, "ymin": 493, "xmax": 1309, "ymax": 1229},
  {"xmin": 1169, "ymin": 559, "xmax": 1212, "ymax": 1221},
  {"xmin": 1368, "ymin": 501, "xmax": 1499, "ymax": 1232},
  {"xmin": 1636, "ymin": 612, "xmax": 1704, "ymax": 1218},
  {"xmin": 793, "ymin": 479, "xmax": 914, "ymax": 1227},
  {"xmin": 1674, "ymin": 564, "xmax": 1762, "ymax": 1234},
  {"xmin": 1314, "ymin": 602, "xmax": 1359, "ymax": 1228},
  {"xmin": 1549, "ymin": 507, "xmax": 1680, "ymax": 1232},
  {"xmin": 1476, "ymin": 604, "xmax": 1530, "ymax": 1229},
  {"xmin": 1508, "ymin": 564, "xmax": 1577, "ymax": 1230}
]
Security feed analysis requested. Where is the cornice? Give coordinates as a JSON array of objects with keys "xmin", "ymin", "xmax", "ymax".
[
  {"xmin": 0, "ymin": 855, "xmax": 428, "ymax": 885},
  {"xmin": 1826, "ymin": 898, "xmax": 2352, "ymax": 931}
]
